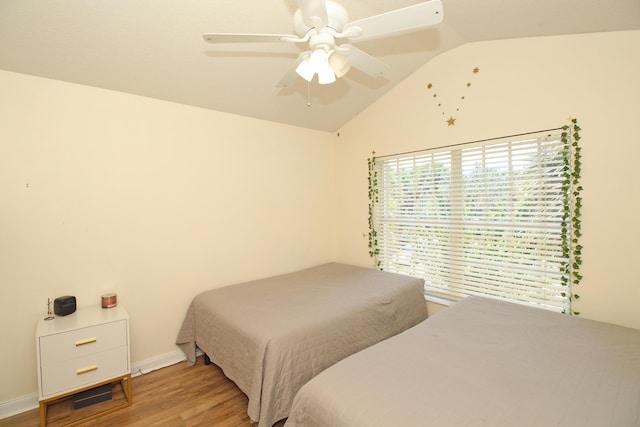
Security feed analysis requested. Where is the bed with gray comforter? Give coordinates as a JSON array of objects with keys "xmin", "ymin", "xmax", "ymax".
[
  {"xmin": 286, "ymin": 296, "xmax": 640, "ymax": 427},
  {"xmin": 176, "ymin": 262, "xmax": 428, "ymax": 427}
]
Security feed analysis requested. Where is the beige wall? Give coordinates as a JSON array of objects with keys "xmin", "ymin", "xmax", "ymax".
[
  {"xmin": 0, "ymin": 70, "xmax": 337, "ymax": 402},
  {"xmin": 335, "ymin": 30, "xmax": 640, "ymax": 329}
]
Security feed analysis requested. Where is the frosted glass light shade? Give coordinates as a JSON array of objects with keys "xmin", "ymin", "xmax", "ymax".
[
  {"xmin": 318, "ymin": 67, "xmax": 336, "ymax": 84},
  {"xmin": 328, "ymin": 51, "xmax": 351, "ymax": 78},
  {"xmin": 295, "ymin": 58, "xmax": 315, "ymax": 82},
  {"xmin": 309, "ymin": 49, "xmax": 329, "ymax": 70}
]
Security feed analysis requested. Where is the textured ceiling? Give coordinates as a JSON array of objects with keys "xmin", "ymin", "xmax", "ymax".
[{"xmin": 1, "ymin": 0, "xmax": 638, "ymax": 132}]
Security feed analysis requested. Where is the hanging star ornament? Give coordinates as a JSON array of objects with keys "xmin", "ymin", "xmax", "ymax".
[{"xmin": 426, "ymin": 67, "xmax": 481, "ymax": 127}]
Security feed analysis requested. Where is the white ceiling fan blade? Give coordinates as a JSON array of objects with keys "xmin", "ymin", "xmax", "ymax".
[
  {"xmin": 339, "ymin": 44, "xmax": 390, "ymax": 78},
  {"xmin": 343, "ymin": 0, "xmax": 443, "ymax": 42},
  {"xmin": 297, "ymin": 0, "xmax": 328, "ymax": 28},
  {"xmin": 203, "ymin": 33, "xmax": 296, "ymax": 43}
]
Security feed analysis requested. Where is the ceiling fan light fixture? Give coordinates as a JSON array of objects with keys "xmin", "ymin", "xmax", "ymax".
[
  {"xmin": 318, "ymin": 66, "xmax": 336, "ymax": 85},
  {"xmin": 296, "ymin": 56, "xmax": 315, "ymax": 82},
  {"xmin": 309, "ymin": 48, "xmax": 329, "ymax": 70},
  {"xmin": 328, "ymin": 51, "xmax": 351, "ymax": 78}
]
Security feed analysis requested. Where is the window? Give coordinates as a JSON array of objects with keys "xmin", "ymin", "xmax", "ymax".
[{"xmin": 370, "ymin": 128, "xmax": 581, "ymax": 313}]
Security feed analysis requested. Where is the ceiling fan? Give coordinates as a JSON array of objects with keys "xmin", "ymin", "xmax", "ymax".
[{"xmin": 203, "ymin": 0, "xmax": 443, "ymax": 87}]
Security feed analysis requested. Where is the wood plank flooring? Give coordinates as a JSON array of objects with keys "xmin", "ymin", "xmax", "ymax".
[{"xmin": 1, "ymin": 356, "xmax": 285, "ymax": 427}]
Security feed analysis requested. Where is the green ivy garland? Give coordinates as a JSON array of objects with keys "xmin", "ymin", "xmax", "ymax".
[
  {"xmin": 561, "ymin": 118, "xmax": 583, "ymax": 315},
  {"xmin": 367, "ymin": 156, "xmax": 380, "ymax": 267}
]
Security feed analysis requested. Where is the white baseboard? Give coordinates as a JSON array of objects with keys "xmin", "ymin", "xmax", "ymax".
[
  {"xmin": 0, "ymin": 393, "xmax": 39, "ymax": 420},
  {"xmin": 130, "ymin": 349, "xmax": 188, "ymax": 377},
  {"xmin": 0, "ymin": 349, "xmax": 197, "ymax": 420}
]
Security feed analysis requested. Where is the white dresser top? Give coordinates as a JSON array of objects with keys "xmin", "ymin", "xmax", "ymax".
[{"xmin": 37, "ymin": 305, "xmax": 128, "ymax": 337}]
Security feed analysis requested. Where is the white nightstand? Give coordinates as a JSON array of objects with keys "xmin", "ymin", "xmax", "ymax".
[{"xmin": 36, "ymin": 305, "xmax": 132, "ymax": 426}]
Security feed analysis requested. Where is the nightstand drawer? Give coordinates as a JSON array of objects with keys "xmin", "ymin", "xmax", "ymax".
[
  {"xmin": 40, "ymin": 345, "xmax": 129, "ymax": 398},
  {"xmin": 39, "ymin": 319, "xmax": 127, "ymax": 364}
]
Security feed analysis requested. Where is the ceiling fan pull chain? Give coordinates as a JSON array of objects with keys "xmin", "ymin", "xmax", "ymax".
[{"xmin": 307, "ymin": 81, "xmax": 312, "ymax": 107}]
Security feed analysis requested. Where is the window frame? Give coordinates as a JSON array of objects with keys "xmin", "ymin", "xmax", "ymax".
[{"xmin": 369, "ymin": 129, "xmax": 579, "ymax": 313}]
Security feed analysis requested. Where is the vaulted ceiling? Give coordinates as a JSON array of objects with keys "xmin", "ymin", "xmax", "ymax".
[{"xmin": 1, "ymin": 0, "xmax": 638, "ymax": 132}]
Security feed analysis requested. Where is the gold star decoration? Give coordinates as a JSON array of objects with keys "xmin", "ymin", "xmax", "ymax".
[{"xmin": 426, "ymin": 67, "xmax": 481, "ymax": 126}]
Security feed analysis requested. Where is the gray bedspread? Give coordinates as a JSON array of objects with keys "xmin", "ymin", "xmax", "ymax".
[
  {"xmin": 286, "ymin": 296, "xmax": 640, "ymax": 427},
  {"xmin": 175, "ymin": 263, "xmax": 428, "ymax": 427}
]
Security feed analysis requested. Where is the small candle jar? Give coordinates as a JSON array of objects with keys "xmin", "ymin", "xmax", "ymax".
[{"xmin": 101, "ymin": 293, "xmax": 118, "ymax": 308}]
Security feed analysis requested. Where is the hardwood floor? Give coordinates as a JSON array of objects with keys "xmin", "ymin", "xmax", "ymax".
[{"xmin": 1, "ymin": 356, "xmax": 286, "ymax": 427}]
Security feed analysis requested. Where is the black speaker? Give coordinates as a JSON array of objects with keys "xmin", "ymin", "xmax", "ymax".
[{"xmin": 54, "ymin": 296, "xmax": 76, "ymax": 316}]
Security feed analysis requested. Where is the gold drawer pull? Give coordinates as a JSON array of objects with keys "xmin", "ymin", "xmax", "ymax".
[
  {"xmin": 75, "ymin": 338, "xmax": 97, "ymax": 346},
  {"xmin": 76, "ymin": 365, "xmax": 98, "ymax": 375}
]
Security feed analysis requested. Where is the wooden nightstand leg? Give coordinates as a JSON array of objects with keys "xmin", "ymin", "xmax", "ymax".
[
  {"xmin": 39, "ymin": 401, "xmax": 47, "ymax": 427},
  {"xmin": 122, "ymin": 373, "xmax": 133, "ymax": 404}
]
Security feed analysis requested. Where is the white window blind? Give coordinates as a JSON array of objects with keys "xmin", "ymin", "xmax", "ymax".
[{"xmin": 372, "ymin": 131, "xmax": 572, "ymax": 312}]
